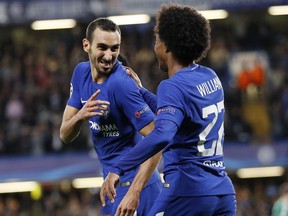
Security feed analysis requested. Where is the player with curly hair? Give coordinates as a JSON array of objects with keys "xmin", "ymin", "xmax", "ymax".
[{"xmin": 101, "ymin": 3, "xmax": 236, "ymax": 216}]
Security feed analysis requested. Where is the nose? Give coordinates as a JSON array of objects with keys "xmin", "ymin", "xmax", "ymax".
[{"xmin": 103, "ymin": 49, "xmax": 114, "ymax": 62}]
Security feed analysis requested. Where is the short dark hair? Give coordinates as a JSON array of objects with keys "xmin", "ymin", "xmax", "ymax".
[
  {"xmin": 86, "ymin": 18, "xmax": 121, "ymax": 42},
  {"xmin": 118, "ymin": 53, "xmax": 130, "ymax": 67},
  {"xmin": 154, "ymin": 4, "xmax": 211, "ymax": 65}
]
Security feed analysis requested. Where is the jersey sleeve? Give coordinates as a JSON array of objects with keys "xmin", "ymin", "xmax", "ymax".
[
  {"xmin": 110, "ymin": 118, "xmax": 178, "ymax": 176},
  {"xmin": 110, "ymin": 81, "xmax": 186, "ymax": 176},
  {"xmin": 114, "ymin": 77, "xmax": 155, "ymax": 131},
  {"xmin": 139, "ymin": 87, "xmax": 157, "ymax": 113},
  {"xmin": 155, "ymin": 81, "xmax": 185, "ymax": 127},
  {"xmin": 67, "ymin": 64, "xmax": 82, "ymax": 109}
]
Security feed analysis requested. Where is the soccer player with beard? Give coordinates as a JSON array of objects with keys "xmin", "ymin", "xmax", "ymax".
[
  {"xmin": 60, "ymin": 18, "xmax": 162, "ymax": 216},
  {"xmin": 101, "ymin": 4, "xmax": 236, "ymax": 216}
]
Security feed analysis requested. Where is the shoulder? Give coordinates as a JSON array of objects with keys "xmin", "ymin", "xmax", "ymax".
[
  {"xmin": 157, "ymin": 79, "xmax": 181, "ymax": 100},
  {"xmin": 196, "ymin": 64, "xmax": 217, "ymax": 77},
  {"xmin": 158, "ymin": 78, "xmax": 178, "ymax": 91},
  {"xmin": 109, "ymin": 62, "xmax": 136, "ymax": 89},
  {"xmin": 73, "ymin": 61, "xmax": 90, "ymax": 76},
  {"xmin": 70, "ymin": 61, "xmax": 90, "ymax": 84}
]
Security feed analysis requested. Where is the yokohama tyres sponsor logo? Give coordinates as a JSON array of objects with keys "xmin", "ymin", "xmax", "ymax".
[{"xmin": 89, "ymin": 121, "xmax": 119, "ymax": 137}]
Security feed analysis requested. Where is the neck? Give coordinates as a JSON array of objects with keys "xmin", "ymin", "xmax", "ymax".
[
  {"xmin": 90, "ymin": 67, "xmax": 107, "ymax": 84},
  {"xmin": 90, "ymin": 60, "xmax": 111, "ymax": 84},
  {"xmin": 168, "ymin": 64, "xmax": 184, "ymax": 77},
  {"xmin": 167, "ymin": 55, "xmax": 188, "ymax": 77},
  {"xmin": 93, "ymin": 75, "xmax": 106, "ymax": 84}
]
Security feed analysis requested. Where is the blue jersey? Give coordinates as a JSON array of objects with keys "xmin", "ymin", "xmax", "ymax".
[
  {"xmin": 156, "ymin": 64, "xmax": 234, "ymax": 196},
  {"xmin": 67, "ymin": 60, "xmax": 161, "ymax": 185},
  {"xmin": 111, "ymin": 64, "xmax": 235, "ymax": 197}
]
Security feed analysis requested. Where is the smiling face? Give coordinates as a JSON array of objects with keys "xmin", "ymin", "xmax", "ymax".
[{"xmin": 83, "ymin": 28, "xmax": 121, "ymax": 82}]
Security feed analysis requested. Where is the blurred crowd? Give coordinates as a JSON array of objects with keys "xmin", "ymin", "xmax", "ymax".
[
  {"xmin": 0, "ymin": 11, "xmax": 288, "ymax": 156},
  {"xmin": 0, "ymin": 9, "xmax": 288, "ymax": 216},
  {"xmin": 0, "ymin": 177, "xmax": 286, "ymax": 216}
]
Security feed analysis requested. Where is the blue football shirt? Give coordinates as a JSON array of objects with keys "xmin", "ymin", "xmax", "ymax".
[
  {"xmin": 111, "ymin": 64, "xmax": 235, "ymax": 196},
  {"xmin": 67, "ymin": 60, "xmax": 160, "ymax": 185}
]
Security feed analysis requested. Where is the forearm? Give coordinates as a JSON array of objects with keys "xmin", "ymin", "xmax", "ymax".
[
  {"xmin": 60, "ymin": 114, "xmax": 83, "ymax": 143},
  {"xmin": 129, "ymin": 151, "xmax": 162, "ymax": 193},
  {"xmin": 110, "ymin": 120, "xmax": 177, "ymax": 176}
]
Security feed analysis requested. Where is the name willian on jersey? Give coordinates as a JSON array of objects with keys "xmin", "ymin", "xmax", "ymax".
[{"xmin": 196, "ymin": 77, "xmax": 222, "ymax": 97}]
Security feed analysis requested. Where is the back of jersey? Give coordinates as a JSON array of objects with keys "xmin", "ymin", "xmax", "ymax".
[{"xmin": 158, "ymin": 64, "xmax": 235, "ymax": 197}]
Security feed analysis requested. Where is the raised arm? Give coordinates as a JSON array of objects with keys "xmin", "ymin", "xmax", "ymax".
[{"xmin": 125, "ymin": 67, "xmax": 157, "ymax": 113}]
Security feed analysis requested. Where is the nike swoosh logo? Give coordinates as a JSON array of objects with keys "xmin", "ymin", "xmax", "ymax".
[{"xmin": 81, "ymin": 98, "xmax": 87, "ymax": 104}]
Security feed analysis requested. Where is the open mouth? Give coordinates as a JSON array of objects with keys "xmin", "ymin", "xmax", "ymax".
[{"xmin": 100, "ymin": 60, "xmax": 112, "ymax": 70}]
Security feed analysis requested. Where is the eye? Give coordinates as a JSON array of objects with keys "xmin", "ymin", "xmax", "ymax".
[
  {"xmin": 111, "ymin": 45, "xmax": 120, "ymax": 52},
  {"xmin": 97, "ymin": 44, "xmax": 108, "ymax": 51},
  {"xmin": 98, "ymin": 46, "xmax": 106, "ymax": 51}
]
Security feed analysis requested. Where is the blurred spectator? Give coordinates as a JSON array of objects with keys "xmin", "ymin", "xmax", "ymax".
[
  {"xmin": 5, "ymin": 91, "xmax": 24, "ymax": 121},
  {"xmin": 272, "ymin": 182, "xmax": 288, "ymax": 216},
  {"xmin": 280, "ymin": 78, "xmax": 288, "ymax": 138},
  {"xmin": 236, "ymin": 58, "xmax": 271, "ymax": 144},
  {"xmin": 0, "ymin": 178, "xmax": 284, "ymax": 216},
  {"xmin": 0, "ymin": 7, "xmax": 287, "ymax": 216},
  {"xmin": 0, "ymin": 10, "xmax": 287, "ymax": 153},
  {"xmin": 208, "ymin": 38, "xmax": 230, "ymax": 88}
]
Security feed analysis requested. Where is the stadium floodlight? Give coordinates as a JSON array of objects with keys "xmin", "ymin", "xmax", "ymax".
[
  {"xmin": 236, "ymin": 166, "xmax": 285, "ymax": 179},
  {"xmin": 199, "ymin": 9, "xmax": 228, "ymax": 20},
  {"xmin": 108, "ymin": 14, "xmax": 151, "ymax": 25},
  {"xmin": 31, "ymin": 19, "xmax": 77, "ymax": 30},
  {"xmin": 268, "ymin": 5, "xmax": 288, "ymax": 15},
  {"xmin": 72, "ymin": 177, "xmax": 103, "ymax": 189},
  {"xmin": 0, "ymin": 181, "xmax": 38, "ymax": 193}
]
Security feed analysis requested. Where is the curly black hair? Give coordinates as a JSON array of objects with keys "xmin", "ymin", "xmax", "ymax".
[{"xmin": 154, "ymin": 4, "xmax": 211, "ymax": 66}]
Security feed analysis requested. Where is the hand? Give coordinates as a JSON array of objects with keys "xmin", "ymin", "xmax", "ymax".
[
  {"xmin": 125, "ymin": 67, "xmax": 143, "ymax": 89},
  {"xmin": 115, "ymin": 188, "xmax": 140, "ymax": 216},
  {"xmin": 76, "ymin": 90, "xmax": 110, "ymax": 120},
  {"xmin": 100, "ymin": 172, "xmax": 120, "ymax": 206}
]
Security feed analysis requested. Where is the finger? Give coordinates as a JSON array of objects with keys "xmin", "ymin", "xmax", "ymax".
[
  {"xmin": 124, "ymin": 66, "xmax": 131, "ymax": 71},
  {"xmin": 96, "ymin": 100, "xmax": 110, "ymax": 106},
  {"xmin": 87, "ymin": 104, "xmax": 109, "ymax": 111},
  {"xmin": 86, "ymin": 107, "xmax": 100, "ymax": 114},
  {"xmin": 125, "ymin": 69, "xmax": 132, "ymax": 76},
  {"xmin": 115, "ymin": 206, "xmax": 122, "ymax": 216},
  {"xmin": 128, "ymin": 68, "xmax": 136, "ymax": 76},
  {"xmin": 125, "ymin": 210, "xmax": 134, "ymax": 216},
  {"xmin": 106, "ymin": 189, "xmax": 115, "ymax": 203},
  {"xmin": 103, "ymin": 180, "xmax": 115, "ymax": 203},
  {"xmin": 109, "ymin": 180, "xmax": 117, "ymax": 198},
  {"xmin": 89, "ymin": 89, "xmax": 101, "ymax": 101},
  {"xmin": 99, "ymin": 187, "xmax": 106, "ymax": 207},
  {"xmin": 117, "ymin": 207, "xmax": 128, "ymax": 216}
]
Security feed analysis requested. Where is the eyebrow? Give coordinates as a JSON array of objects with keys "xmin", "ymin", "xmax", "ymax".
[{"xmin": 97, "ymin": 43, "xmax": 120, "ymax": 48}]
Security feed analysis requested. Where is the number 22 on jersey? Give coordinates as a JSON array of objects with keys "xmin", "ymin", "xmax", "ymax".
[{"xmin": 197, "ymin": 100, "xmax": 224, "ymax": 157}]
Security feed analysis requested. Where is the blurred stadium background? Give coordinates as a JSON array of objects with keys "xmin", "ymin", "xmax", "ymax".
[{"xmin": 0, "ymin": 0, "xmax": 288, "ymax": 215}]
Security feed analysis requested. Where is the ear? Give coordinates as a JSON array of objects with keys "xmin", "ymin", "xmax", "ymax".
[
  {"xmin": 82, "ymin": 38, "xmax": 90, "ymax": 53},
  {"xmin": 165, "ymin": 43, "xmax": 170, "ymax": 53}
]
